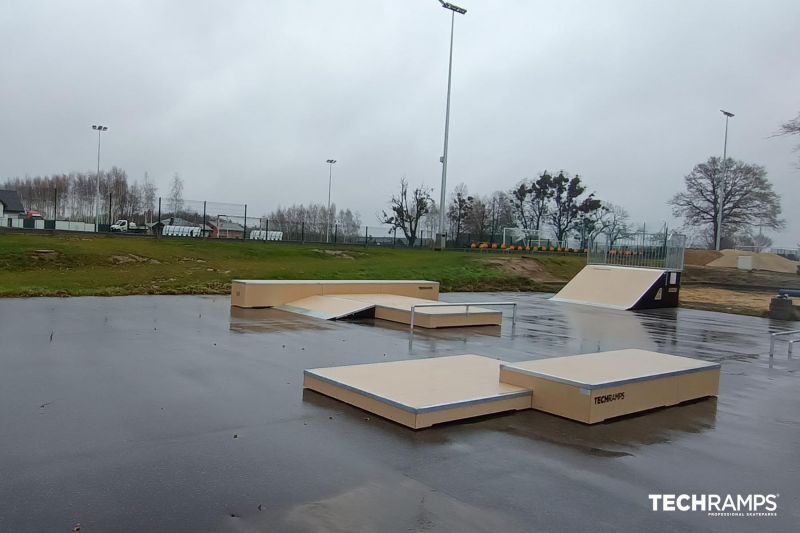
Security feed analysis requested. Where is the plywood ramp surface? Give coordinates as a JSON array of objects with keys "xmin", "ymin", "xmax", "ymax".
[
  {"xmin": 275, "ymin": 295, "xmax": 375, "ymax": 320},
  {"xmin": 550, "ymin": 265, "xmax": 665, "ymax": 310},
  {"xmin": 304, "ymin": 355, "xmax": 532, "ymax": 429},
  {"xmin": 327, "ymin": 294, "xmax": 503, "ymax": 328}
]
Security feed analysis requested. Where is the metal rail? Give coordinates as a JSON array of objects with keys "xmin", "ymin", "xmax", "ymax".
[
  {"xmin": 769, "ymin": 330, "xmax": 800, "ymax": 359},
  {"xmin": 409, "ymin": 301, "xmax": 517, "ymax": 338}
]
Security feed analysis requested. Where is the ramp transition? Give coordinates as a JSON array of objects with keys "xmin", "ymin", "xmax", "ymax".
[
  {"xmin": 304, "ymin": 349, "xmax": 720, "ymax": 428},
  {"xmin": 550, "ymin": 265, "xmax": 681, "ymax": 310}
]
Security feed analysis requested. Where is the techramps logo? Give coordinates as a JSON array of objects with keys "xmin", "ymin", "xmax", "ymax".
[{"xmin": 648, "ymin": 494, "xmax": 779, "ymax": 518}]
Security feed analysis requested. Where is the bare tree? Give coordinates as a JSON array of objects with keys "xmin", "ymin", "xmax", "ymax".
[
  {"xmin": 446, "ymin": 183, "xmax": 473, "ymax": 244},
  {"xmin": 508, "ymin": 180, "xmax": 531, "ymax": 230},
  {"xmin": 142, "ymin": 172, "xmax": 157, "ymax": 223},
  {"xmin": 529, "ymin": 171, "xmax": 554, "ymax": 231},
  {"xmin": 603, "ymin": 203, "xmax": 631, "ymax": 246},
  {"xmin": 548, "ymin": 171, "xmax": 602, "ymax": 244},
  {"xmin": 465, "ymin": 195, "xmax": 490, "ymax": 241},
  {"xmin": 777, "ymin": 112, "xmax": 800, "ymax": 166},
  {"xmin": 487, "ymin": 191, "xmax": 514, "ymax": 242},
  {"xmin": 576, "ymin": 206, "xmax": 610, "ymax": 249},
  {"xmin": 669, "ymin": 157, "xmax": 784, "ymax": 248},
  {"xmin": 168, "ymin": 173, "xmax": 184, "ymax": 214},
  {"xmin": 380, "ymin": 178, "xmax": 433, "ymax": 247},
  {"xmin": 421, "ymin": 203, "xmax": 440, "ymax": 245},
  {"xmin": 337, "ymin": 208, "xmax": 361, "ymax": 238}
]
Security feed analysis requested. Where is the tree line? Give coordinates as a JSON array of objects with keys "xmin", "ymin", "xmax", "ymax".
[
  {"xmin": 262, "ymin": 203, "xmax": 362, "ymax": 238},
  {"xmin": 382, "ymin": 149, "xmax": 789, "ymax": 250},
  {"xmin": 2, "ymin": 169, "xmax": 158, "ymax": 224},
  {"xmin": 382, "ymin": 172, "xmax": 632, "ymax": 248}
]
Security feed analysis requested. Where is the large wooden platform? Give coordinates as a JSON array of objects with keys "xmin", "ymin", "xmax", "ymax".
[
  {"xmin": 305, "ymin": 349, "xmax": 720, "ymax": 429},
  {"xmin": 499, "ymin": 349, "xmax": 720, "ymax": 424},
  {"xmin": 231, "ymin": 280, "xmax": 503, "ymax": 328},
  {"xmin": 231, "ymin": 280, "xmax": 439, "ymax": 308},
  {"xmin": 303, "ymin": 355, "xmax": 532, "ymax": 429}
]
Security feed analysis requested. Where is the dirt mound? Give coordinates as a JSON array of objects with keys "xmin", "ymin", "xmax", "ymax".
[
  {"xmin": 487, "ymin": 257, "xmax": 565, "ymax": 282},
  {"xmin": 684, "ymin": 249, "xmax": 722, "ymax": 266},
  {"xmin": 110, "ymin": 254, "xmax": 160, "ymax": 265},
  {"xmin": 707, "ymin": 250, "xmax": 799, "ymax": 274},
  {"xmin": 31, "ymin": 249, "xmax": 62, "ymax": 261},
  {"xmin": 312, "ymin": 249, "xmax": 363, "ymax": 260}
]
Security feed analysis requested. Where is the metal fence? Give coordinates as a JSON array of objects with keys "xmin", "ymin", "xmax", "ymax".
[{"xmin": 588, "ymin": 232, "xmax": 686, "ymax": 271}]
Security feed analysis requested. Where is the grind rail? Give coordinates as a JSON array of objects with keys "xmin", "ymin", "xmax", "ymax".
[{"xmin": 769, "ymin": 330, "xmax": 800, "ymax": 359}]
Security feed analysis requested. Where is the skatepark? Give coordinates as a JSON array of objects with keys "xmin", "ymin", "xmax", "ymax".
[{"xmin": 1, "ymin": 289, "xmax": 798, "ymax": 532}]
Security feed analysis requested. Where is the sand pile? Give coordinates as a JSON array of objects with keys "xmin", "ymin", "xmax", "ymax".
[
  {"xmin": 707, "ymin": 249, "xmax": 799, "ymax": 273},
  {"xmin": 684, "ymin": 249, "xmax": 722, "ymax": 266}
]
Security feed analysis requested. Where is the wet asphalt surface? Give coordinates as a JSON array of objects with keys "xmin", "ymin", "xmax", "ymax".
[{"xmin": 0, "ymin": 293, "xmax": 798, "ymax": 533}]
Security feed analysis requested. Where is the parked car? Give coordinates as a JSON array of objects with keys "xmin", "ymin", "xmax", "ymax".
[{"xmin": 110, "ymin": 220, "xmax": 147, "ymax": 233}]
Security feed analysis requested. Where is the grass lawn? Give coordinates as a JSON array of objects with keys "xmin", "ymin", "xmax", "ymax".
[{"xmin": 0, "ymin": 232, "xmax": 585, "ymax": 297}]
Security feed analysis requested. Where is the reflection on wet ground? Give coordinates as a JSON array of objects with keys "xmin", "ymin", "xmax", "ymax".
[{"xmin": 0, "ymin": 293, "xmax": 797, "ymax": 533}]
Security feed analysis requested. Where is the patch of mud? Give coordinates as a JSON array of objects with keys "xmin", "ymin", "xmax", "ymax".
[
  {"xmin": 487, "ymin": 257, "xmax": 564, "ymax": 282},
  {"xmin": 680, "ymin": 287, "xmax": 774, "ymax": 315},
  {"xmin": 109, "ymin": 254, "xmax": 160, "ymax": 265},
  {"xmin": 311, "ymin": 249, "xmax": 361, "ymax": 260},
  {"xmin": 31, "ymin": 249, "xmax": 62, "ymax": 260}
]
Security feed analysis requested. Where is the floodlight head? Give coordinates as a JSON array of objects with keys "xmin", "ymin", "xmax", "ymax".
[
  {"xmin": 92, "ymin": 125, "xmax": 108, "ymax": 131},
  {"xmin": 327, "ymin": 159, "xmax": 336, "ymax": 164},
  {"xmin": 720, "ymin": 109, "xmax": 734, "ymax": 118},
  {"xmin": 439, "ymin": 1, "xmax": 467, "ymax": 14},
  {"xmin": 92, "ymin": 125, "xmax": 98, "ymax": 130}
]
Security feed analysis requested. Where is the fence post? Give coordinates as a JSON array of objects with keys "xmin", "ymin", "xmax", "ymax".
[
  {"xmin": 301, "ymin": 221, "xmax": 305, "ymax": 244},
  {"xmin": 202, "ymin": 201, "xmax": 207, "ymax": 238},
  {"xmin": 393, "ymin": 227, "xmax": 397, "ymax": 248},
  {"xmin": 364, "ymin": 226, "xmax": 368, "ymax": 248},
  {"xmin": 334, "ymin": 223, "xmax": 338, "ymax": 244},
  {"xmin": 265, "ymin": 219, "xmax": 269, "ymax": 243},
  {"xmin": 108, "ymin": 192, "xmax": 112, "ymax": 226},
  {"xmin": 243, "ymin": 204, "xmax": 247, "ymax": 240},
  {"xmin": 53, "ymin": 188, "xmax": 58, "ymax": 221}
]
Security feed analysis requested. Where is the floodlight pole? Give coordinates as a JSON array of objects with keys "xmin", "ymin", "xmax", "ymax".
[
  {"xmin": 92, "ymin": 125, "xmax": 108, "ymax": 232},
  {"xmin": 326, "ymin": 159, "xmax": 336, "ymax": 243},
  {"xmin": 436, "ymin": 1, "xmax": 466, "ymax": 250},
  {"xmin": 715, "ymin": 110, "xmax": 734, "ymax": 251}
]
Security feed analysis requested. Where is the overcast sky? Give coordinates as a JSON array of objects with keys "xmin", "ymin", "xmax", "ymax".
[{"xmin": 2, "ymin": 0, "xmax": 798, "ymax": 243}]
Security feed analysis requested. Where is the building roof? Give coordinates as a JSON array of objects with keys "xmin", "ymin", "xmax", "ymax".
[
  {"xmin": 0, "ymin": 190, "xmax": 24, "ymax": 212},
  {"xmin": 211, "ymin": 219, "xmax": 244, "ymax": 231},
  {"xmin": 146, "ymin": 217, "xmax": 199, "ymax": 228}
]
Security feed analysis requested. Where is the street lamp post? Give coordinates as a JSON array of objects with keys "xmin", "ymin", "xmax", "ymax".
[
  {"xmin": 92, "ymin": 125, "xmax": 108, "ymax": 232},
  {"xmin": 715, "ymin": 110, "xmax": 734, "ymax": 251},
  {"xmin": 326, "ymin": 159, "xmax": 336, "ymax": 243},
  {"xmin": 436, "ymin": 0, "xmax": 467, "ymax": 250}
]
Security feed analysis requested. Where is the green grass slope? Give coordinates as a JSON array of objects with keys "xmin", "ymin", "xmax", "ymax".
[{"xmin": 0, "ymin": 233, "xmax": 583, "ymax": 297}]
